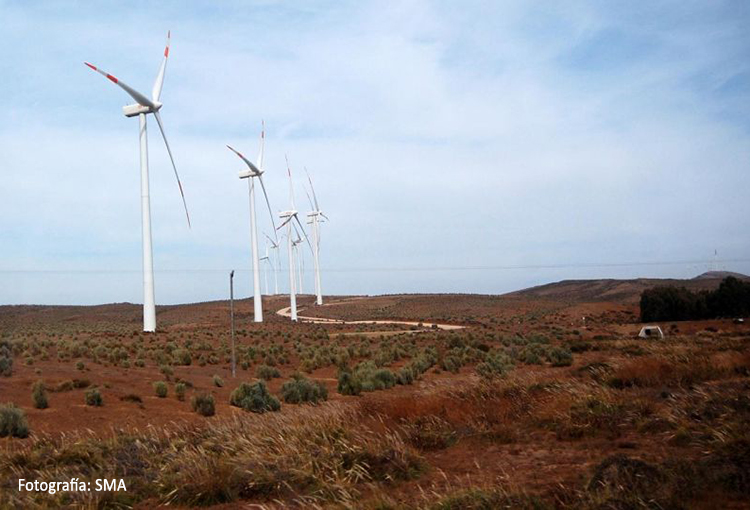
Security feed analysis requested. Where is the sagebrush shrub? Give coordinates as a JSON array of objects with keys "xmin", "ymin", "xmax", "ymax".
[
  {"xmin": 281, "ymin": 374, "xmax": 328, "ymax": 404},
  {"xmin": 476, "ymin": 351, "xmax": 514, "ymax": 379},
  {"xmin": 0, "ymin": 340, "xmax": 13, "ymax": 377},
  {"xmin": 32, "ymin": 380, "xmax": 48, "ymax": 409},
  {"xmin": 255, "ymin": 364, "xmax": 280, "ymax": 381},
  {"xmin": 191, "ymin": 393, "xmax": 215, "ymax": 416},
  {"xmin": 337, "ymin": 370, "xmax": 362, "ymax": 396},
  {"xmin": 0, "ymin": 403, "xmax": 29, "ymax": 438},
  {"xmin": 548, "ymin": 347, "xmax": 573, "ymax": 367},
  {"xmin": 85, "ymin": 388, "xmax": 103, "ymax": 406},
  {"xmin": 175, "ymin": 382, "xmax": 186, "ymax": 401},
  {"xmin": 160, "ymin": 365, "xmax": 174, "ymax": 380},
  {"xmin": 230, "ymin": 381, "xmax": 280, "ymax": 413},
  {"xmin": 397, "ymin": 367, "xmax": 415, "ymax": 385},
  {"xmin": 173, "ymin": 349, "xmax": 192, "ymax": 366},
  {"xmin": 153, "ymin": 381, "xmax": 168, "ymax": 398},
  {"xmin": 212, "ymin": 375, "xmax": 224, "ymax": 388}
]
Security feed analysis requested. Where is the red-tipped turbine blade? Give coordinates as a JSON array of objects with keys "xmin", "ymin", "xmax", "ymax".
[
  {"xmin": 152, "ymin": 30, "xmax": 171, "ymax": 102},
  {"xmin": 84, "ymin": 62, "xmax": 155, "ymax": 108},
  {"xmin": 227, "ymin": 145, "xmax": 261, "ymax": 174}
]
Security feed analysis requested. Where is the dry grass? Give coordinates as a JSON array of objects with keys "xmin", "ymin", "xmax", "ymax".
[{"xmin": 0, "ymin": 402, "xmax": 423, "ymax": 508}]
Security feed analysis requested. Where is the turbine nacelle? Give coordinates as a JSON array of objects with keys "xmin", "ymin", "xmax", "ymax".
[
  {"xmin": 123, "ymin": 101, "xmax": 163, "ymax": 118},
  {"xmin": 238, "ymin": 168, "xmax": 264, "ymax": 179}
]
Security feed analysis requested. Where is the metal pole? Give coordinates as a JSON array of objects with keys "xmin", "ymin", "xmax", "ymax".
[{"xmin": 230, "ymin": 270, "xmax": 236, "ymax": 378}]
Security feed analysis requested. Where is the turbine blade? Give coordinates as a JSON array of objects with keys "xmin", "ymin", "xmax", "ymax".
[
  {"xmin": 257, "ymin": 174, "xmax": 277, "ymax": 234},
  {"xmin": 305, "ymin": 167, "xmax": 320, "ymax": 210},
  {"xmin": 304, "ymin": 186, "xmax": 315, "ymax": 211},
  {"xmin": 154, "ymin": 110, "xmax": 191, "ymax": 228},
  {"xmin": 257, "ymin": 120, "xmax": 265, "ymax": 171},
  {"xmin": 263, "ymin": 232, "xmax": 279, "ymax": 248},
  {"xmin": 277, "ymin": 216, "xmax": 293, "ymax": 230},
  {"xmin": 152, "ymin": 30, "xmax": 170, "ymax": 102},
  {"xmin": 293, "ymin": 214, "xmax": 314, "ymax": 254},
  {"xmin": 84, "ymin": 62, "xmax": 155, "ymax": 108},
  {"xmin": 285, "ymin": 154, "xmax": 295, "ymax": 210},
  {"xmin": 226, "ymin": 145, "xmax": 261, "ymax": 174}
]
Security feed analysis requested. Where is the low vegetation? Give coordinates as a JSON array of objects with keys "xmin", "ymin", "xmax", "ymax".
[
  {"xmin": 0, "ymin": 287, "xmax": 748, "ymax": 507},
  {"xmin": 191, "ymin": 393, "xmax": 215, "ymax": 417},
  {"xmin": 0, "ymin": 403, "xmax": 28, "ymax": 438},
  {"xmin": 84, "ymin": 388, "xmax": 103, "ymax": 406},
  {"xmin": 229, "ymin": 381, "xmax": 281, "ymax": 413},
  {"xmin": 31, "ymin": 380, "xmax": 48, "ymax": 409},
  {"xmin": 255, "ymin": 364, "xmax": 280, "ymax": 380},
  {"xmin": 153, "ymin": 381, "xmax": 168, "ymax": 398},
  {"xmin": 281, "ymin": 374, "xmax": 328, "ymax": 404},
  {"xmin": 0, "ymin": 339, "xmax": 12, "ymax": 377}
]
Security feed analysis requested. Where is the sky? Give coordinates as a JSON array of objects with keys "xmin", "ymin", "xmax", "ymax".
[{"xmin": 1, "ymin": 0, "xmax": 749, "ymax": 305}]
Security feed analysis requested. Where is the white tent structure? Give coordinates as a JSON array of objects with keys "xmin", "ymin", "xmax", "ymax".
[{"xmin": 638, "ymin": 326, "xmax": 664, "ymax": 339}]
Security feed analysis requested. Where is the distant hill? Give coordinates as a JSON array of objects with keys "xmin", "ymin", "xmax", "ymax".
[
  {"xmin": 506, "ymin": 272, "xmax": 750, "ymax": 304},
  {"xmin": 692, "ymin": 271, "xmax": 750, "ymax": 281}
]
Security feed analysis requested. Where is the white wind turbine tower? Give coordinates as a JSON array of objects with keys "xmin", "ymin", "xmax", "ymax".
[
  {"xmin": 85, "ymin": 31, "xmax": 190, "ymax": 333},
  {"xmin": 304, "ymin": 169, "xmax": 328, "ymax": 305},
  {"xmin": 264, "ymin": 232, "xmax": 280, "ymax": 295},
  {"xmin": 278, "ymin": 157, "xmax": 312, "ymax": 321},
  {"xmin": 291, "ymin": 226, "xmax": 304, "ymax": 294},
  {"xmin": 227, "ymin": 122, "xmax": 277, "ymax": 322}
]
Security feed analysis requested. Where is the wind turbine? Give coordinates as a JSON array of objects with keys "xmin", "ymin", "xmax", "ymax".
[
  {"xmin": 278, "ymin": 156, "xmax": 312, "ymax": 321},
  {"xmin": 227, "ymin": 121, "xmax": 277, "ymax": 322},
  {"xmin": 304, "ymin": 169, "xmax": 328, "ymax": 305},
  {"xmin": 291, "ymin": 226, "xmax": 304, "ymax": 294},
  {"xmin": 85, "ymin": 31, "xmax": 190, "ymax": 333},
  {"xmin": 260, "ymin": 245, "xmax": 271, "ymax": 295},
  {"xmin": 264, "ymin": 232, "xmax": 280, "ymax": 295}
]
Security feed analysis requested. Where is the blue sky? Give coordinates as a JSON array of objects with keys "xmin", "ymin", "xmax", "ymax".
[{"xmin": 1, "ymin": 0, "xmax": 749, "ymax": 305}]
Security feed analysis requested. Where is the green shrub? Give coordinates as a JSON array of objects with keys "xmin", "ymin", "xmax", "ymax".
[
  {"xmin": 75, "ymin": 361, "xmax": 85, "ymax": 371},
  {"xmin": 0, "ymin": 340, "xmax": 13, "ymax": 377},
  {"xmin": 85, "ymin": 388, "xmax": 103, "ymax": 406},
  {"xmin": 476, "ymin": 351, "xmax": 514, "ymax": 379},
  {"xmin": 0, "ymin": 403, "xmax": 29, "ymax": 438},
  {"xmin": 173, "ymin": 349, "xmax": 192, "ymax": 366},
  {"xmin": 281, "ymin": 374, "xmax": 328, "ymax": 404},
  {"xmin": 337, "ymin": 370, "xmax": 362, "ymax": 396},
  {"xmin": 212, "ymin": 375, "xmax": 224, "ymax": 388},
  {"xmin": 32, "ymin": 380, "xmax": 48, "ymax": 409},
  {"xmin": 441, "ymin": 355, "xmax": 461, "ymax": 373},
  {"xmin": 255, "ymin": 364, "xmax": 281, "ymax": 381},
  {"xmin": 191, "ymin": 393, "xmax": 215, "ymax": 416},
  {"xmin": 159, "ymin": 365, "xmax": 174, "ymax": 380},
  {"xmin": 175, "ymin": 382, "xmax": 186, "ymax": 401},
  {"xmin": 230, "ymin": 381, "xmax": 281, "ymax": 413},
  {"xmin": 397, "ymin": 366, "xmax": 415, "ymax": 385},
  {"xmin": 153, "ymin": 381, "xmax": 168, "ymax": 398},
  {"xmin": 343, "ymin": 361, "xmax": 398, "ymax": 393},
  {"xmin": 548, "ymin": 347, "xmax": 573, "ymax": 367}
]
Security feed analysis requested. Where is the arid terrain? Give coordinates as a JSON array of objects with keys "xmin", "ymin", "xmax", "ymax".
[{"xmin": 1, "ymin": 273, "xmax": 749, "ymax": 508}]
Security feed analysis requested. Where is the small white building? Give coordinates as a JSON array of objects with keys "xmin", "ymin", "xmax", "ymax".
[{"xmin": 638, "ymin": 325, "xmax": 664, "ymax": 339}]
